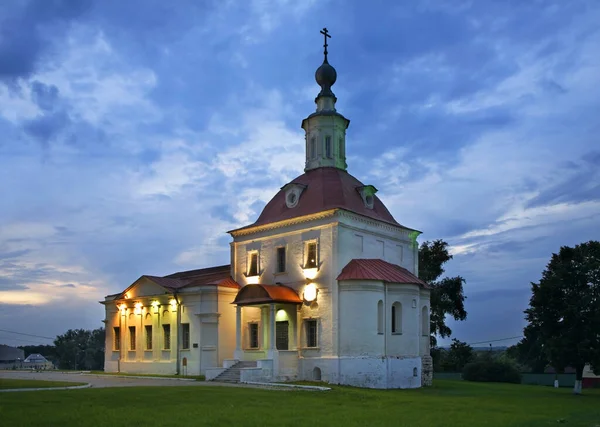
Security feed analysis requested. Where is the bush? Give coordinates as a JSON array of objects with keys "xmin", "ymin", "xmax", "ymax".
[{"xmin": 462, "ymin": 360, "xmax": 522, "ymax": 384}]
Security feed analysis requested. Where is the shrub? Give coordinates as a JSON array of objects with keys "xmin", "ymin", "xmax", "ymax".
[{"xmin": 462, "ymin": 360, "xmax": 522, "ymax": 384}]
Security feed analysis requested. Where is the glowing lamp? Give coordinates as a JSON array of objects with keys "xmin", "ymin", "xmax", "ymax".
[
  {"xmin": 303, "ymin": 283, "xmax": 318, "ymax": 302},
  {"xmin": 303, "ymin": 268, "xmax": 318, "ymax": 280},
  {"xmin": 134, "ymin": 302, "xmax": 143, "ymax": 314},
  {"xmin": 124, "ymin": 292, "xmax": 131, "ymax": 299},
  {"xmin": 151, "ymin": 300, "xmax": 159, "ymax": 311},
  {"xmin": 118, "ymin": 304, "xmax": 127, "ymax": 314},
  {"xmin": 170, "ymin": 299, "xmax": 178, "ymax": 310}
]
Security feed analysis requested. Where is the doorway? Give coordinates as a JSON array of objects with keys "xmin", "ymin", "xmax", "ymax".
[{"xmin": 276, "ymin": 321, "xmax": 289, "ymax": 350}]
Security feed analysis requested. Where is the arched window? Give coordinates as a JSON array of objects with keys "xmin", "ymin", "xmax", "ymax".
[
  {"xmin": 421, "ymin": 306, "xmax": 429, "ymax": 336},
  {"xmin": 325, "ymin": 136, "xmax": 332, "ymax": 158},
  {"xmin": 392, "ymin": 302, "xmax": 402, "ymax": 334},
  {"xmin": 310, "ymin": 137, "xmax": 316, "ymax": 159},
  {"xmin": 377, "ymin": 300, "xmax": 383, "ymax": 334}
]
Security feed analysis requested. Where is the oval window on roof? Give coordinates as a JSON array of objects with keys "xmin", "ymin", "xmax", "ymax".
[
  {"xmin": 286, "ymin": 191, "xmax": 298, "ymax": 208},
  {"xmin": 365, "ymin": 195, "xmax": 374, "ymax": 207}
]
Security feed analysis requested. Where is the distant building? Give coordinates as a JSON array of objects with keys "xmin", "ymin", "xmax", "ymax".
[
  {"xmin": 583, "ymin": 364, "xmax": 600, "ymax": 388},
  {"xmin": 0, "ymin": 344, "xmax": 24, "ymax": 363}
]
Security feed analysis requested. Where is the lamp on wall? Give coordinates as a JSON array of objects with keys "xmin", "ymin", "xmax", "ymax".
[
  {"xmin": 170, "ymin": 299, "xmax": 177, "ymax": 311},
  {"xmin": 118, "ymin": 303, "xmax": 127, "ymax": 314},
  {"xmin": 303, "ymin": 283, "xmax": 318, "ymax": 303},
  {"xmin": 303, "ymin": 268, "xmax": 318, "ymax": 280},
  {"xmin": 151, "ymin": 300, "xmax": 160, "ymax": 313},
  {"xmin": 134, "ymin": 302, "xmax": 143, "ymax": 315}
]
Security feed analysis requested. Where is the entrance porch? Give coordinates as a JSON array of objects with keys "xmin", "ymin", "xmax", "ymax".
[{"xmin": 207, "ymin": 284, "xmax": 303, "ymax": 383}]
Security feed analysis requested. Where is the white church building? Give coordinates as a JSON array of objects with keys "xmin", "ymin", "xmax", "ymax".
[{"xmin": 102, "ymin": 31, "xmax": 432, "ymax": 389}]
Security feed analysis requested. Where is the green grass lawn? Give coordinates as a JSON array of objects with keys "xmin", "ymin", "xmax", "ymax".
[
  {"xmin": 0, "ymin": 379, "xmax": 86, "ymax": 390},
  {"xmin": 0, "ymin": 380, "xmax": 598, "ymax": 427},
  {"xmin": 88, "ymin": 371, "xmax": 205, "ymax": 381}
]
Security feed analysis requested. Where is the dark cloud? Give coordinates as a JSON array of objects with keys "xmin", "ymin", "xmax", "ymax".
[
  {"xmin": 23, "ymin": 110, "xmax": 71, "ymax": 145},
  {"xmin": 0, "ymin": 0, "xmax": 93, "ymax": 82},
  {"xmin": 30, "ymin": 81, "xmax": 60, "ymax": 111},
  {"xmin": 526, "ymin": 151, "xmax": 600, "ymax": 208}
]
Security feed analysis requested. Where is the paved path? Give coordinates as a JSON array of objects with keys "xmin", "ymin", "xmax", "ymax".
[{"xmin": 0, "ymin": 371, "xmax": 249, "ymax": 389}]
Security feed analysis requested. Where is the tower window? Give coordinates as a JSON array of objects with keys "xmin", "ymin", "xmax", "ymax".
[
  {"xmin": 325, "ymin": 136, "xmax": 332, "ymax": 158},
  {"xmin": 310, "ymin": 137, "xmax": 316, "ymax": 159},
  {"xmin": 339, "ymin": 137, "xmax": 344, "ymax": 157},
  {"xmin": 305, "ymin": 242, "xmax": 317, "ymax": 268},
  {"xmin": 276, "ymin": 247, "xmax": 286, "ymax": 273},
  {"xmin": 248, "ymin": 252, "xmax": 259, "ymax": 276}
]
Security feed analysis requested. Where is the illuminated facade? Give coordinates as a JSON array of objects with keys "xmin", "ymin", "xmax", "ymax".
[{"xmin": 102, "ymin": 30, "xmax": 432, "ymax": 388}]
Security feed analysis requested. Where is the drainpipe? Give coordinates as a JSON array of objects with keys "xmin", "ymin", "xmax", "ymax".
[
  {"xmin": 118, "ymin": 304, "xmax": 122, "ymax": 373},
  {"xmin": 174, "ymin": 292, "xmax": 181, "ymax": 375}
]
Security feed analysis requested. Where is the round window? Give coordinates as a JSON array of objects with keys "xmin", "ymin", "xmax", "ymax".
[{"xmin": 365, "ymin": 195, "xmax": 374, "ymax": 206}]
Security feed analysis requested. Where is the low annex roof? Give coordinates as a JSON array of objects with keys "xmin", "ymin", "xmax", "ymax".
[
  {"xmin": 106, "ymin": 264, "xmax": 239, "ymax": 300},
  {"xmin": 232, "ymin": 284, "xmax": 303, "ymax": 306},
  {"xmin": 337, "ymin": 259, "xmax": 429, "ymax": 288}
]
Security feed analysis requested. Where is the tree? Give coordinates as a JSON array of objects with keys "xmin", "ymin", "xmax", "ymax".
[
  {"xmin": 419, "ymin": 240, "xmax": 467, "ymax": 346},
  {"xmin": 524, "ymin": 241, "xmax": 600, "ymax": 394},
  {"xmin": 442, "ymin": 339, "xmax": 475, "ymax": 372},
  {"xmin": 506, "ymin": 325, "xmax": 549, "ymax": 373},
  {"xmin": 54, "ymin": 328, "xmax": 105, "ymax": 370}
]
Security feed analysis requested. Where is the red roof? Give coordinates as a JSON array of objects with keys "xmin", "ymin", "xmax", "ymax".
[
  {"xmin": 111, "ymin": 265, "xmax": 240, "ymax": 297},
  {"xmin": 233, "ymin": 284, "xmax": 302, "ymax": 306},
  {"xmin": 231, "ymin": 167, "xmax": 405, "ymax": 232},
  {"xmin": 337, "ymin": 259, "xmax": 429, "ymax": 288}
]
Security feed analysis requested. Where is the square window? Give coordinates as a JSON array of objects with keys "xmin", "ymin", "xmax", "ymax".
[
  {"xmin": 248, "ymin": 252, "xmax": 259, "ymax": 276},
  {"xmin": 182, "ymin": 323, "xmax": 190, "ymax": 349},
  {"xmin": 306, "ymin": 320, "xmax": 318, "ymax": 348},
  {"xmin": 145, "ymin": 325, "xmax": 152, "ymax": 350},
  {"xmin": 249, "ymin": 323, "xmax": 259, "ymax": 349},
  {"xmin": 113, "ymin": 327, "xmax": 121, "ymax": 351},
  {"xmin": 276, "ymin": 247, "xmax": 286, "ymax": 273},
  {"xmin": 163, "ymin": 324, "xmax": 171, "ymax": 350},
  {"xmin": 305, "ymin": 242, "xmax": 317, "ymax": 269},
  {"xmin": 129, "ymin": 326, "xmax": 136, "ymax": 351}
]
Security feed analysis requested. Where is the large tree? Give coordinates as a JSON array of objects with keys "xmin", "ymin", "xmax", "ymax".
[
  {"xmin": 524, "ymin": 240, "xmax": 600, "ymax": 394},
  {"xmin": 418, "ymin": 240, "xmax": 467, "ymax": 346},
  {"xmin": 506, "ymin": 325, "xmax": 549, "ymax": 373}
]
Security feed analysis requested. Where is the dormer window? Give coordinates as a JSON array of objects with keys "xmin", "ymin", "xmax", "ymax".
[
  {"xmin": 357, "ymin": 185, "xmax": 378, "ymax": 209},
  {"xmin": 282, "ymin": 183, "xmax": 307, "ymax": 209}
]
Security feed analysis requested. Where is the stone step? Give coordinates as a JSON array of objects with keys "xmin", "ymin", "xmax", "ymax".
[{"xmin": 212, "ymin": 361, "xmax": 258, "ymax": 383}]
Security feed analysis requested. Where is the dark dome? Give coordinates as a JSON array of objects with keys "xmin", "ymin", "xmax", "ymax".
[
  {"xmin": 315, "ymin": 61, "xmax": 337, "ymax": 89},
  {"xmin": 249, "ymin": 167, "xmax": 402, "ymax": 228}
]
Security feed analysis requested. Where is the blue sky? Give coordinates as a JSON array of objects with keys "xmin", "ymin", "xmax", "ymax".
[{"xmin": 1, "ymin": 0, "xmax": 599, "ymax": 348}]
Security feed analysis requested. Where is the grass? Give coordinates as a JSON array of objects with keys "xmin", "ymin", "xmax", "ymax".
[
  {"xmin": 0, "ymin": 380, "xmax": 599, "ymax": 426},
  {"xmin": 88, "ymin": 371, "xmax": 205, "ymax": 381},
  {"xmin": 0, "ymin": 379, "xmax": 86, "ymax": 390}
]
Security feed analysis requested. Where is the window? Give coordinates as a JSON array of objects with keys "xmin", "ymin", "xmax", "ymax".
[
  {"xmin": 145, "ymin": 325, "xmax": 152, "ymax": 350},
  {"xmin": 276, "ymin": 247, "xmax": 286, "ymax": 273},
  {"xmin": 248, "ymin": 252, "xmax": 258, "ymax": 276},
  {"xmin": 129, "ymin": 326, "xmax": 136, "ymax": 350},
  {"xmin": 325, "ymin": 136, "xmax": 332, "ymax": 158},
  {"xmin": 113, "ymin": 327, "xmax": 120, "ymax": 351},
  {"xmin": 306, "ymin": 320, "xmax": 318, "ymax": 348},
  {"xmin": 305, "ymin": 242, "xmax": 317, "ymax": 268},
  {"xmin": 392, "ymin": 302, "xmax": 402, "ymax": 334},
  {"xmin": 163, "ymin": 324, "xmax": 171, "ymax": 350},
  {"xmin": 377, "ymin": 300, "xmax": 383, "ymax": 334},
  {"xmin": 338, "ymin": 137, "xmax": 344, "ymax": 157},
  {"xmin": 310, "ymin": 137, "xmax": 316, "ymax": 159},
  {"xmin": 422, "ymin": 306, "xmax": 429, "ymax": 336},
  {"xmin": 249, "ymin": 323, "xmax": 259, "ymax": 349},
  {"xmin": 182, "ymin": 323, "xmax": 190, "ymax": 349}
]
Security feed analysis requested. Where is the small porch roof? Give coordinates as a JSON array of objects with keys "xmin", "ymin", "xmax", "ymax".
[{"xmin": 233, "ymin": 284, "xmax": 302, "ymax": 306}]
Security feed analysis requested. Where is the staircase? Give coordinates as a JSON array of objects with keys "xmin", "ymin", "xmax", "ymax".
[{"xmin": 212, "ymin": 361, "xmax": 257, "ymax": 383}]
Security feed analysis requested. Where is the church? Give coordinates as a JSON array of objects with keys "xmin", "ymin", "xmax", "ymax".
[{"xmin": 102, "ymin": 30, "xmax": 432, "ymax": 389}]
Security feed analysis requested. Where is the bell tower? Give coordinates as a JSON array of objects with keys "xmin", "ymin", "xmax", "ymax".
[{"xmin": 302, "ymin": 28, "xmax": 350, "ymax": 172}]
